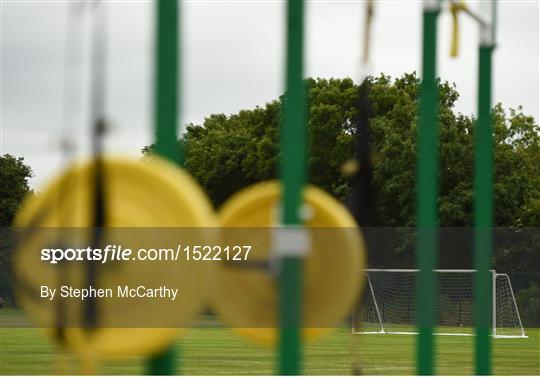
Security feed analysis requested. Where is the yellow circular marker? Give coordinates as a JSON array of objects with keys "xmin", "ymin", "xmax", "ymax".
[
  {"xmin": 211, "ymin": 181, "xmax": 366, "ymax": 345},
  {"xmin": 14, "ymin": 156, "xmax": 216, "ymax": 358}
]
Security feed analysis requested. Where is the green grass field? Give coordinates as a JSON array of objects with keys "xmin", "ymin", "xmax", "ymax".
[{"xmin": 1, "ymin": 311, "xmax": 539, "ymax": 375}]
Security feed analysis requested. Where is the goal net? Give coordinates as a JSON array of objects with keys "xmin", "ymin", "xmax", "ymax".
[{"xmin": 352, "ymin": 269, "xmax": 527, "ymax": 338}]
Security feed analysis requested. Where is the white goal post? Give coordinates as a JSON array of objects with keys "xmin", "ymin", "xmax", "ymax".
[{"xmin": 352, "ymin": 269, "xmax": 527, "ymax": 338}]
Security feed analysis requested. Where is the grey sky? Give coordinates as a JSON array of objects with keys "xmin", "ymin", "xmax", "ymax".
[{"xmin": 1, "ymin": 1, "xmax": 538, "ymax": 189}]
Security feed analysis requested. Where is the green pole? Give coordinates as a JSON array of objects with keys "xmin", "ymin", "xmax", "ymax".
[
  {"xmin": 416, "ymin": 1, "xmax": 440, "ymax": 375},
  {"xmin": 147, "ymin": 347, "xmax": 178, "ymax": 376},
  {"xmin": 149, "ymin": 0, "xmax": 181, "ymax": 374},
  {"xmin": 154, "ymin": 0, "xmax": 183, "ymax": 165},
  {"xmin": 279, "ymin": 0, "xmax": 306, "ymax": 375},
  {"xmin": 474, "ymin": 2, "xmax": 496, "ymax": 374}
]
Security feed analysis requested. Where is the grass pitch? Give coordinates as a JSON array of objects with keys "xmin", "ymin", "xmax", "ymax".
[{"xmin": 1, "ymin": 312, "xmax": 538, "ymax": 375}]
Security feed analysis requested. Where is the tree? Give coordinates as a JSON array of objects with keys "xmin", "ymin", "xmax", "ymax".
[
  {"xmin": 143, "ymin": 73, "xmax": 539, "ymax": 279},
  {"xmin": 0, "ymin": 154, "xmax": 33, "ymax": 306},
  {"xmin": 0, "ymin": 154, "xmax": 33, "ymax": 226}
]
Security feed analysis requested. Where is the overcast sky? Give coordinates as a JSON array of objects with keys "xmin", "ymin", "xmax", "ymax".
[{"xmin": 1, "ymin": 1, "xmax": 538, "ymax": 189}]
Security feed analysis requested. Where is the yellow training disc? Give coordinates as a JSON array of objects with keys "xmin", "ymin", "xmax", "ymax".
[
  {"xmin": 211, "ymin": 181, "xmax": 366, "ymax": 345},
  {"xmin": 14, "ymin": 156, "xmax": 216, "ymax": 358}
]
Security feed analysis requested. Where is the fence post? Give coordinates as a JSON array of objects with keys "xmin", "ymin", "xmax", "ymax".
[
  {"xmin": 279, "ymin": 0, "xmax": 306, "ymax": 374},
  {"xmin": 149, "ymin": 0, "xmax": 181, "ymax": 374},
  {"xmin": 416, "ymin": 1, "xmax": 440, "ymax": 375},
  {"xmin": 474, "ymin": 1, "xmax": 496, "ymax": 374}
]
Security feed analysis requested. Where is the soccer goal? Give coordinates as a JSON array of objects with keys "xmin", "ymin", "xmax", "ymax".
[{"xmin": 352, "ymin": 269, "xmax": 527, "ymax": 338}]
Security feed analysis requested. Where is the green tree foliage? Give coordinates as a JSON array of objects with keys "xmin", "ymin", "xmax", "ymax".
[
  {"xmin": 143, "ymin": 73, "xmax": 539, "ymax": 298},
  {"xmin": 0, "ymin": 154, "xmax": 32, "ymax": 306},
  {"xmin": 171, "ymin": 73, "xmax": 539, "ymax": 227},
  {"xmin": 0, "ymin": 154, "xmax": 33, "ymax": 226}
]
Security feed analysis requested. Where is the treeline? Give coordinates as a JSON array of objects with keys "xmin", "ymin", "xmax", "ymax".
[
  {"xmin": 144, "ymin": 73, "xmax": 539, "ymax": 325},
  {"xmin": 145, "ymin": 73, "xmax": 539, "ymax": 263}
]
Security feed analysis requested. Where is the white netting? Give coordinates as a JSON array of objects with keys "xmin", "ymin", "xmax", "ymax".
[
  {"xmin": 352, "ymin": 270, "xmax": 526, "ymax": 338},
  {"xmin": 494, "ymin": 274, "xmax": 526, "ymax": 337}
]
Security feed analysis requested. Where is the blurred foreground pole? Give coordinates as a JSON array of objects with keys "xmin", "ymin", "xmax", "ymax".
[
  {"xmin": 279, "ymin": 0, "xmax": 306, "ymax": 374},
  {"xmin": 154, "ymin": 0, "xmax": 182, "ymax": 165},
  {"xmin": 149, "ymin": 0, "xmax": 180, "ymax": 374},
  {"xmin": 474, "ymin": 1, "xmax": 496, "ymax": 375},
  {"xmin": 416, "ymin": 0, "xmax": 440, "ymax": 375}
]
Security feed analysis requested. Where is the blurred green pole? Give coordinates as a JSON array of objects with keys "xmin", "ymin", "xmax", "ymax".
[
  {"xmin": 474, "ymin": 1, "xmax": 496, "ymax": 374},
  {"xmin": 147, "ymin": 347, "xmax": 177, "ymax": 376},
  {"xmin": 416, "ymin": 1, "xmax": 440, "ymax": 375},
  {"xmin": 279, "ymin": 0, "xmax": 306, "ymax": 375},
  {"xmin": 154, "ymin": 0, "xmax": 183, "ymax": 165},
  {"xmin": 149, "ymin": 0, "xmax": 181, "ymax": 374}
]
